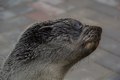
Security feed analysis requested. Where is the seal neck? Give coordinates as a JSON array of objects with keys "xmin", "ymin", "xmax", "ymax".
[{"xmin": 37, "ymin": 64, "xmax": 67, "ymax": 80}]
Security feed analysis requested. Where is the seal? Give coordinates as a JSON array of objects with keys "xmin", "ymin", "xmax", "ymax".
[{"xmin": 0, "ymin": 18, "xmax": 102, "ymax": 80}]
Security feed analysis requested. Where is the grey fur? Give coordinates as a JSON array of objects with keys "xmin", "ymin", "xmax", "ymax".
[{"xmin": 0, "ymin": 18, "xmax": 102, "ymax": 80}]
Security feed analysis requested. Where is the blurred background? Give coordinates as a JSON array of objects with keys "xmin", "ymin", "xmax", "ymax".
[{"xmin": 0, "ymin": 0, "xmax": 120, "ymax": 80}]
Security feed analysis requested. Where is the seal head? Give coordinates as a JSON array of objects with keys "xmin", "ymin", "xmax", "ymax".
[{"xmin": 1, "ymin": 18, "xmax": 102, "ymax": 80}]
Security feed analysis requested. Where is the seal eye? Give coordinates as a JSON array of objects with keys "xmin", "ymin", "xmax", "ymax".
[{"xmin": 73, "ymin": 21, "xmax": 83, "ymax": 30}]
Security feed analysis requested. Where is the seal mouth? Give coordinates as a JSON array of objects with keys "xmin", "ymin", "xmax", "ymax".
[
  {"xmin": 81, "ymin": 25, "xmax": 102, "ymax": 50},
  {"xmin": 85, "ymin": 41, "xmax": 99, "ymax": 50}
]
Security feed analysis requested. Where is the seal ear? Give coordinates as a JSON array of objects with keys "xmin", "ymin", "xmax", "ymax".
[
  {"xmin": 38, "ymin": 27, "xmax": 53, "ymax": 43},
  {"xmin": 39, "ymin": 27, "xmax": 53, "ymax": 34},
  {"xmin": 19, "ymin": 24, "xmax": 53, "ymax": 44}
]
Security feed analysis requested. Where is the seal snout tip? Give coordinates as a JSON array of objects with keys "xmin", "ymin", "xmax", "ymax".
[{"xmin": 96, "ymin": 26, "xmax": 102, "ymax": 33}]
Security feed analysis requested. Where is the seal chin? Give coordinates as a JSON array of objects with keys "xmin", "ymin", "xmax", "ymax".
[{"xmin": 85, "ymin": 41, "xmax": 99, "ymax": 50}]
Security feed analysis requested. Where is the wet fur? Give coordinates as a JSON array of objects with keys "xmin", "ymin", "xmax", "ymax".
[{"xmin": 0, "ymin": 18, "xmax": 102, "ymax": 80}]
